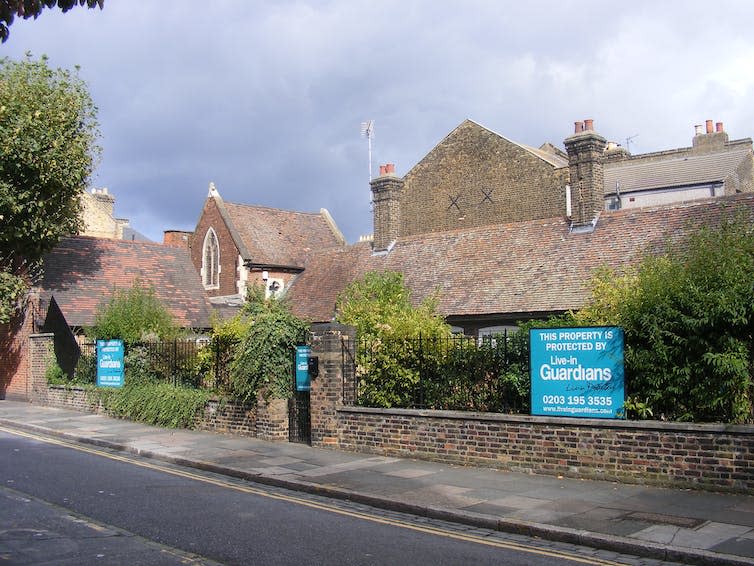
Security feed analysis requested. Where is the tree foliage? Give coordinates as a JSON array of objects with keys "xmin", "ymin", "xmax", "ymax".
[
  {"xmin": 1, "ymin": 0, "xmax": 104, "ymax": 42},
  {"xmin": 0, "ymin": 266, "xmax": 28, "ymax": 323},
  {"xmin": 229, "ymin": 285, "xmax": 308, "ymax": 402},
  {"xmin": 571, "ymin": 219, "xmax": 754, "ymax": 423},
  {"xmin": 89, "ymin": 279, "xmax": 177, "ymax": 345},
  {"xmin": 0, "ymin": 54, "xmax": 100, "ymax": 322},
  {"xmin": 336, "ymin": 271, "xmax": 451, "ymax": 407}
]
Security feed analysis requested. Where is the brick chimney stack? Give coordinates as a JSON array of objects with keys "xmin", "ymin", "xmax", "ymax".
[
  {"xmin": 370, "ymin": 163, "xmax": 403, "ymax": 252},
  {"xmin": 692, "ymin": 118, "xmax": 729, "ymax": 153},
  {"xmin": 90, "ymin": 187, "xmax": 115, "ymax": 217},
  {"xmin": 564, "ymin": 119, "xmax": 607, "ymax": 231},
  {"xmin": 163, "ymin": 230, "xmax": 192, "ymax": 248}
]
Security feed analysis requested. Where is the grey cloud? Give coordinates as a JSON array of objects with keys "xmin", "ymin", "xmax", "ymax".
[{"xmin": 5, "ymin": 1, "xmax": 754, "ymax": 243}]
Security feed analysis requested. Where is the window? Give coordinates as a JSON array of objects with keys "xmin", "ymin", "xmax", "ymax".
[
  {"xmin": 266, "ymin": 277, "xmax": 284, "ymax": 299},
  {"xmin": 202, "ymin": 228, "xmax": 220, "ymax": 289}
]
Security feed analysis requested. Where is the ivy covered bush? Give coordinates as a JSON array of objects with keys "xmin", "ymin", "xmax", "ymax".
[{"xmin": 229, "ymin": 285, "xmax": 308, "ymax": 402}]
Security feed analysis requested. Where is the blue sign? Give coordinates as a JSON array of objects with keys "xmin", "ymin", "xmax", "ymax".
[
  {"xmin": 96, "ymin": 339, "xmax": 125, "ymax": 388},
  {"xmin": 530, "ymin": 327, "xmax": 624, "ymax": 418},
  {"xmin": 295, "ymin": 345, "xmax": 311, "ymax": 392}
]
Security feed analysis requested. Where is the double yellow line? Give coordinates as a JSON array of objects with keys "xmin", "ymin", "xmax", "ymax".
[{"xmin": 0, "ymin": 425, "xmax": 623, "ymax": 565}]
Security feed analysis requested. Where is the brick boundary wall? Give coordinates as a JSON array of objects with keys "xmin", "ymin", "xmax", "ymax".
[
  {"xmin": 26, "ymin": 327, "xmax": 754, "ymax": 494},
  {"xmin": 196, "ymin": 399, "xmax": 257, "ymax": 436},
  {"xmin": 28, "ymin": 332, "xmax": 289, "ymax": 439},
  {"xmin": 335, "ymin": 406, "xmax": 754, "ymax": 493},
  {"xmin": 41, "ymin": 384, "xmax": 288, "ymax": 439}
]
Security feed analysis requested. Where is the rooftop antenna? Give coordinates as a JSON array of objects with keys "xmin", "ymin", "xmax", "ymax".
[
  {"xmin": 360, "ymin": 120, "xmax": 374, "ymax": 181},
  {"xmin": 625, "ymin": 134, "xmax": 638, "ymax": 153}
]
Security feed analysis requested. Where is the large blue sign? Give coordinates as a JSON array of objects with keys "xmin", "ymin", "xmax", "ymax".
[
  {"xmin": 96, "ymin": 339, "xmax": 125, "ymax": 388},
  {"xmin": 530, "ymin": 327, "xmax": 624, "ymax": 418},
  {"xmin": 295, "ymin": 345, "xmax": 311, "ymax": 392}
]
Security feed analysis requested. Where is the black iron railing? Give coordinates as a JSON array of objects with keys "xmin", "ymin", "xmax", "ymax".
[
  {"xmin": 75, "ymin": 338, "xmax": 238, "ymax": 392},
  {"xmin": 354, "ymin": 331, "xmax": 531, "ymax": 413}
]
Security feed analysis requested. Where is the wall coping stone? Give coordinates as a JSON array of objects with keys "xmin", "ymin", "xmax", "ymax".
[{"xmin": 338, "ymin": 405, "xmax": 754, "ymax": 435}]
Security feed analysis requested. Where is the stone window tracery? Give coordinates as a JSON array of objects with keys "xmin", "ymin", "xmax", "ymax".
[{"xmin": 202, "ymin": 228, "xmax": 220, "ymax": 289}]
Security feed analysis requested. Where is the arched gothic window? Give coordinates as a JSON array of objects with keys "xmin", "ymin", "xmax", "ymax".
[{"xmin": 202, "ymin": 228, "xmax": 220, "ymax": 289}]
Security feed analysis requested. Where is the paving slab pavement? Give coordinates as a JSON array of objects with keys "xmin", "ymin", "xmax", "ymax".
[{"xmin": 1, "ymin": 400, "xmax": 753, "ymax": 565}]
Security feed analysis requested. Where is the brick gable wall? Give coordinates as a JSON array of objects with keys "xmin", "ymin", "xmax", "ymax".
[
  {"xmin": 399, "ymin": 122, "xmax": 567, "ymax": 237},
  {"xmin": 0, "ymin": 311, "xmax": 29, "ymax": 400},
  {"xmin": 191, "ymin": 198, "xmax": 241, "ymax": 297},
  {"xmin": 0, "ymin": 293, "xmax": 39, "ymax": 400}
]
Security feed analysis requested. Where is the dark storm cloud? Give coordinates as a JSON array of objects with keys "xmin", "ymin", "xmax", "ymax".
[{"xmin": 4, "ymin": 1, "xmax": 754, "ymax": 242}]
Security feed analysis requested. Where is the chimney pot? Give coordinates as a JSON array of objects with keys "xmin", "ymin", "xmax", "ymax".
[
  {"xmin": 584, "ymin": 119, "xmax": 594, "ymax": 131},
  {"xmin": 716, "ymin": 122, "xmax": 724, "ymax": 133},
  {"xmin": 706, "ymin": 119, "xmax": 714, "ymax": 134},
  {"xmin": 385, "ymin": 163, "xmax": 395, "ymax": 174},
  {"xmin": 694, "ymin": 124, "xmax": 703, "ymax": 136},
  {"xmin": 379, "ymin": 164, "xmax": 386, "ymax": 176},
  {"xmin": 574, "ymin": 121, "xmax": 584, "ymax": 134}
]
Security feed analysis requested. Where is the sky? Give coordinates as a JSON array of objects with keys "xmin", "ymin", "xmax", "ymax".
[{"xmin": 3, "ymin": 1, "xmax": 754, "ymax": 244}]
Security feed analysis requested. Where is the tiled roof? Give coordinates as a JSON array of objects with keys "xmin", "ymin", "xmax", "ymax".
[
  {"xmin": 288, "ymin": 193, "xmax": 754, "ymax": 323},
  {"xmin": 39, "ymin": 236, "xmax": 213, "ymax": 328},
  {"xmin": 223, "ymin": 202, "xmax": 345, "ymax": 268},
  {"xmin": 520, "ymin": 143, "xmax": 569, "ymax": 168},
  {"xmin": 603, "ymin": 149, "xmax": 750, "ymax": 194}
]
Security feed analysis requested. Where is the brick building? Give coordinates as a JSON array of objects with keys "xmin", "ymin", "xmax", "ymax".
[
  {"xmin": 287, "ymin": 118, "xmax": 754, "ymax": 335},
  {"xmin": 0, "ymin": 236, "xmax": 212, "ymax": 399},
  {"xmin": 184, "ymin": 183, "xmax": 346, "ymax": 313},
  {"xmin": 371, "ymin": 118, "xmax": 754, "ymax": 252},
  {"xmin": 80, "ymin": 188, "xmax": 149, "ymax": 242}
]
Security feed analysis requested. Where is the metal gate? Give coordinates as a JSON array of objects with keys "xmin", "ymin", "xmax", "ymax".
[
  {"xmin": 289, "ymin": 390, "xmax": 310, "ymax": 444},
  {"xmin": 289, "ymin": 342, "xmax": 311, "ymax": 444}
]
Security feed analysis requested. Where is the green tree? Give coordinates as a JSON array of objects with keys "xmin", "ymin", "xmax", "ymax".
[
  {"xmin": 1, "ymin": 1, "xmax": 104, "ymax": 42},
  {"xmin": 336, "ymin": 271, "xmax": 451, "ymax": 407},
  {"xmin": 0, "ymin": 54, "xmax": 100, "ymax": 322},
  {"xmin": 229, "ymin": 285, "xmax": 308, "ymax": 402},
  {"xmin": 573, "ymin": 219, "xmax": 754, "ymax": 423},
  {"xmin": 89, "ymin": 279, "xmax": 177, "ymax": 345}
]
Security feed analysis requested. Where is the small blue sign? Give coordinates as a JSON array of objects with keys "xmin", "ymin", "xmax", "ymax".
[
  {"xmin": 530, "ymin": 327, "xmax": 624, "ymax": 418},
  {"xmin": 295, "ymin": 345, "xmax": 311, "ymax": 392},
  {"xmin": 96, "ymin": 339, "xmax": 125, "ymax": 388}
]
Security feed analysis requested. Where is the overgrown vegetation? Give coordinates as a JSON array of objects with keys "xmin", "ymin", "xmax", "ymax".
[
  {"xmin": 196, "ymin": 313, "xmax": 249, "ymax": 394},
  {"xmin": 229, "ymin": 285, "xmax": 308, "ymax": 402},
  {"xmin": 356, "ymin": 332, "xmax": 531, "ymax": 412},
  {"xmin": 88, "ymin": 279, "xmax": 178, "ymax": 344},
  {"xmin": 552, "ymin": 218, "xmax": 754, "ymax": 423},
  {"xmin": 44, "ymin": 361, "xmax": 68, "ymax": 385},
  {"xmin": 337, "ymin": 271, "xmax": 452, "ymax": 407},
  {"xmin": 99, "ymin": 383, "xmax": 211, "ymax": 428}
]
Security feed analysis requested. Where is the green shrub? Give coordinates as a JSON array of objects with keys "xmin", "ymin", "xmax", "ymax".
[
  {"xmin": 228, "ymin": 285, "xmax": 308, "ymax": 402},
  {"xmin": 196, "ymin": 314, "xmax": 249, "ymax": 393},
  {"xmin": 89, "ymin": 279, "xmax": 178, "ymax": 345},
  {"xmin": 45, "ymin": 362, "xmax": 68, "ymax": 385},
  {"xmin": 124, "ymin": 344, "xmax": 159, "ymax": 386},
  {"xmin": 337, "ymin": 271, "xmax": 451, "ymax": 408},
  {"xmin": 100, "ymin": 383, "xmax": 210, "ymax": 428},
  {"xmin": 570, "ymin": 218, "xmax": 754, "ymax": 423},
  {"xmin": 73, "ymin": 352, "xmax": 97, "ymax": 384}
]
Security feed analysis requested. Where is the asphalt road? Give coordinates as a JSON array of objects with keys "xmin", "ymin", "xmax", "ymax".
[{"xmin": 0, "ymin": 429, "xmax": 674, "ymax": 565}]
